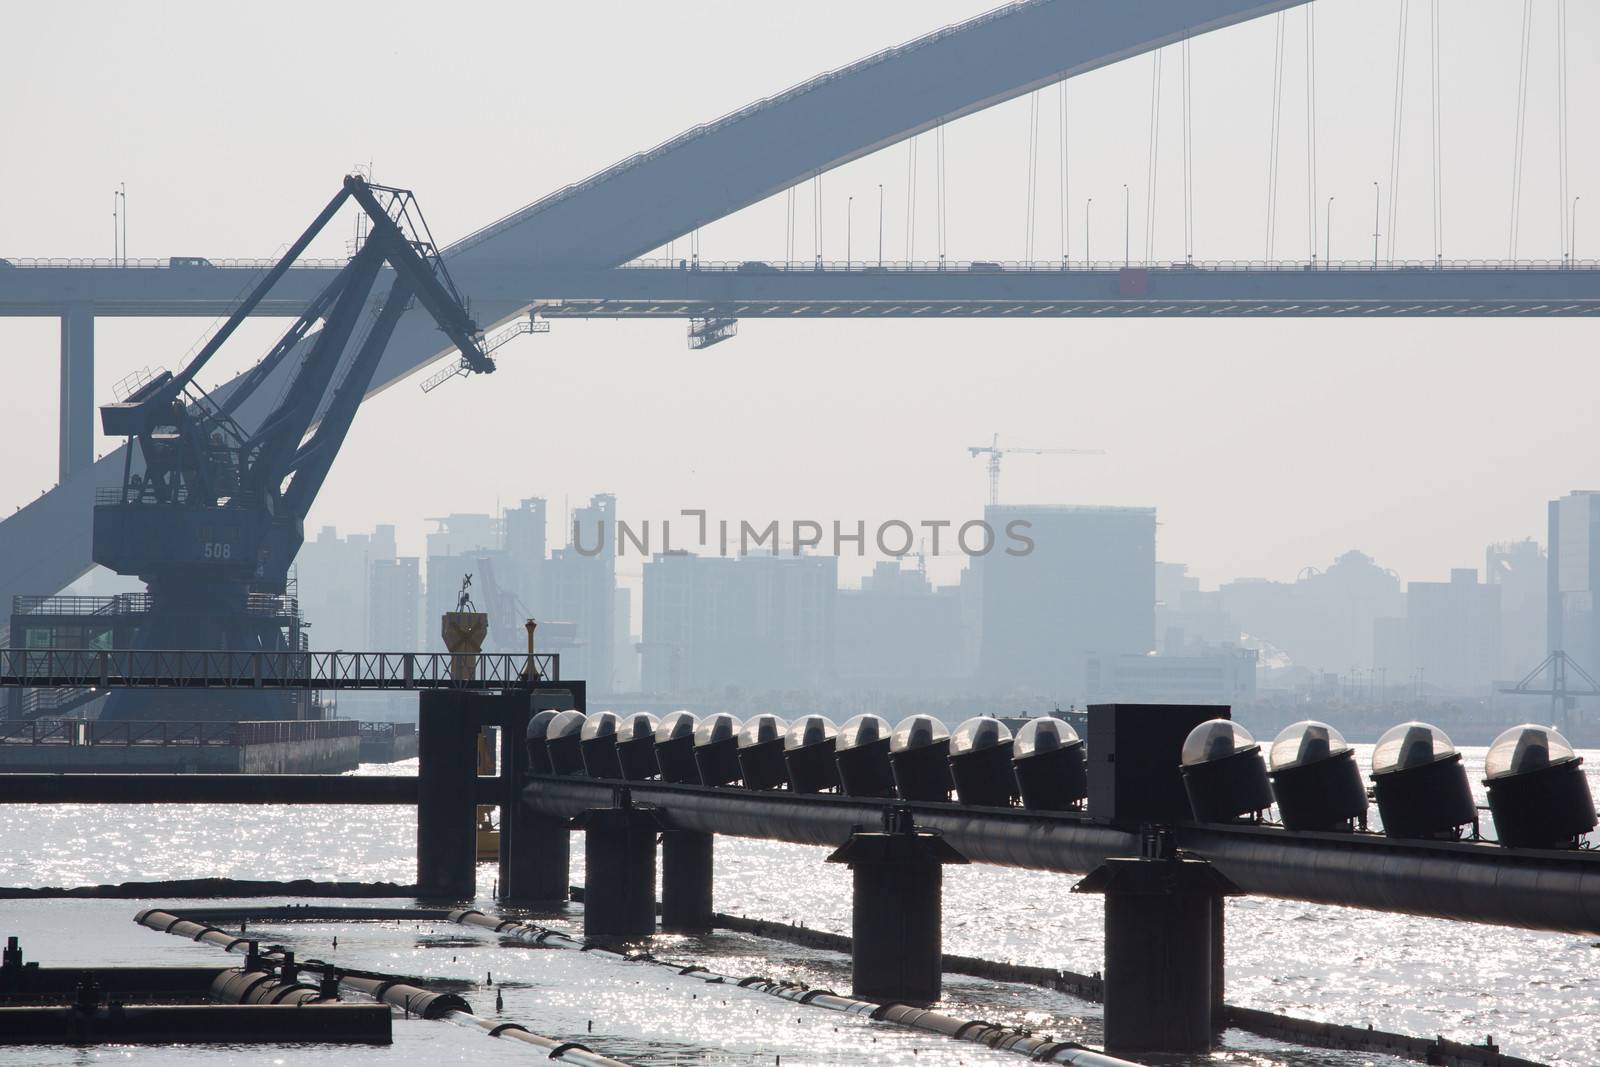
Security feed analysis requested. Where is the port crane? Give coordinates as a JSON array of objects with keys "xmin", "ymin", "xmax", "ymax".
[
  {"xmin": 93, "ymin": 176, "xmax": 490, "ymax": 715},
  {"xmin": 967, "ymin": 434, "xmax": 1105, "ymax": 506}
]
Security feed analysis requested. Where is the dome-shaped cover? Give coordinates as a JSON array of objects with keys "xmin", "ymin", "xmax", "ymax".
[
  {"xmin": 655, "ymin": 710, "xmax": 697, "ymax": 743},
  {"xmin": 1372, "ymin": 721, "xmax": 1458, "ymax": 775},
  {"xmin": 837, "ymin": 714, "xmax": 891, "ymax": 751},
  {"xmin": 1013, "ymin": 717, "xmax": 1081, "ymax": 758},
  {"xmin": 950, "ymin": 715, "xmax": 1013, "ymax": 755},
  {"xmin": 1485, "ymin": 723, "xmax": 1579, "ymax": 780},
  {"xmin": 785, "ymin": 714, "xmax": 838, "ymax": 750},
  {"xmin": 694, "ymin": 712, "xmax": 740, "ymax": 746},
  {"xmin": 739, "ymin": 714, "xmax": 788, "ymax": 748},
  {"xmin": 1181, "ymin": 719, "xmax": 1258, "ymax": 767},
  {"xmin": 526, "ymin": 709, "xmax": 563, "ymax": 741},
  {"xmin": 580, "ymin": 711, "xmax": 621, "ymax": 741},
  {"xmin": 891, "ymin": 714, "xmax": 951, "ymax": 753},
  {"xmin": 1269, "ymin": 720, "xmax": 1351, "ymax": 771},
  {"xmin": 619, "ymin": 712, "xmax": 658, "ymax": 743},
  {"xmin": 548, "ymin": 710, "xmax": 587, "ymax": 740}
]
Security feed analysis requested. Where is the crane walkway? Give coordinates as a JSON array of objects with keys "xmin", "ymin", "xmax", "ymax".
[{"xmin": 0, "ymin": 648, "xmax": 559, "ymax": 691}]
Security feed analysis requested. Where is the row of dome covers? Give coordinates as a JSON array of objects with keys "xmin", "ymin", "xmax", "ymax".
[
  {"xmin": 526, "ymin": 711, "xmax": 1089, "ymax": 810},
  {"xmin": 1180, "ymin": 718, "xmax": 1596, "ymax": 849},
  {"xmin": 530, "ymin": 710, "xmax": 1594, "ymax": 850}
]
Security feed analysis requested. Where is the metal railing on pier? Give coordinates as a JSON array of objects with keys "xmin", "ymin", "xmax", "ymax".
[{"xmin": 0, "ymin": 649, "xmax": 559, "ymax": 691}]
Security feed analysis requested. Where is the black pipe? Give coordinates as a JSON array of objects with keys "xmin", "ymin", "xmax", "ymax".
[
  {"xmin": 523, "ymin": 776, "xmax": 1600, "ymax": 935},
  {"xmin": 131, "ymin": 906, "xmax": 643, "ymax": 1066}
]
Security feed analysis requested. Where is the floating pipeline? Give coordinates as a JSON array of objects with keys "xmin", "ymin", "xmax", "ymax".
[
  {"xmin": 449, "ymin": 907, "xmax": 1136, "ymax": 1067},
  {"xmin": 2, "ymin": 877, "xmax": 417, "ymax": 899},
  {"xmin": 129, "ymin": 904, "xmax": 1548, "ymax": 1067},
  {"xmin": 713, "ymin": 912, "xmax": 1547, "ymax": 1067},
  {"xmin": 132, "ymin": 908, "xmax": 638, "ymax": 1066},
  {"xmin": 0, "ymin": 935, "xmax": 389, "ymax": 1046}
]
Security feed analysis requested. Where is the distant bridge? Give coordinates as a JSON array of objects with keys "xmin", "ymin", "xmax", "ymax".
[
  {"xmin": 5, "ymin": 258, "xmax": 1599, "ymax": 320},
  {"xmin": 3, "ymin": 0, "xmax": 1593, "ymax": 616}
]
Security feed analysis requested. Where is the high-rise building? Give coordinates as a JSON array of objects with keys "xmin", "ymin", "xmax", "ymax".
[
  {"xmin": 1487, "ymin": 538, "xmax": 1546, "ymax": 678},
  {"xmin": 369, "ymin": 557, "xmax": 420, "ymax": 651},
  {"xmin": 1403, "ymin": 568, "xmax": 1501, "ymax": 693},
  {"xmin": 1549, "ymin": 491, "xmax": 1600, "ymax": 677},
  {"xmin": 836, "ymin": 561, "xmax": 963, "ymax": 692},
  {"xmin": 642, "ymin": 550, "xmax": 837, "ymax": 695},
  {"xmin": 977, "ymin": 504, "xmax": 1156, "ymax": 697},
  {"xmin": 503, "ymin": 498, "xmax": 548, "ymax": 615},
  {"xmin": 295, "ymin": 525, "xmax": 373, "ymax": 651},
  {"xmin": 541, "ymin": 495, "xmax": 617, "ymax": 693}
]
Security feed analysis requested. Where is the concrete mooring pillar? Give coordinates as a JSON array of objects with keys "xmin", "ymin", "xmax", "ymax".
[
  {"xmin": 1074, "ymin": 852, "xmax": 1237, "ymax": 1055},
  {"xmin": 660, "ymin": 830, "xmax": 714, "ymax": 932},
  {"xmin": 826, "ymin": 809, "xmax": 966, "ymax": 1004},
  {"xmin": 575, "ymin": 794, "xmax": 659, "ymax": 939},
  {"xmin": 417, "ymin": 691, "xmax": 479, "ymax": 900}
]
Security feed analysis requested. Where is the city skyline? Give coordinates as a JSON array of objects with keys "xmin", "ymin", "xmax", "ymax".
[{"xmin": 3, "ymin": 0, "xmax": 1598, "ymax": 595}]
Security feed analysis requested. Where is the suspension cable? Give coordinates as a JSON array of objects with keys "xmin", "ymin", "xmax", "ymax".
[
  {"xmin": 1145, "ymin": 48, "xmax": 1164, "ymax": 264},
  {"xmin": 1305, "ymin": 2, "xmax": 1319, "ymax": 263},
  {"xmin": 785, "ymin": 187, "xmax": 793, "ymax": 268},
  {"xmin": 812, "ymin": 173, "xmax": 821, "ymax": 265},
  {"xmin": 1430, "ymin": 0, "xmax": 1443, "ymax": 263},
  {"xmin": 1386, "ymin": 0, "xmax": 1410, "ymax": 262},
  {"xmin": 1510, "ymin": 0, "xmax": 1533, "ymax": 259},
  {"xmin": 1266, "ymin": 11, "xmax": 1287, "ymax": 260},
  {"xmin": 934, "ymin": 122, "xmax": 940, "ymax": 265},
  {"xmin": 1025, "ymin": 91, "xmax": 1040, "ymax": 261},
  {"xmin": 1060, "ymin": 81, "xmax": 1069, "ymax": 265},
  {"xmin": 1183, "ymin": 32, "xmax": 1194, "ymax": 262},
  {"xmin": 905, "ymin": 135, "xmax": 918, "ymax": 262},
  {"xmin": 1557, "ymin": 0, "xmax": 1570, "ymax": 260}
]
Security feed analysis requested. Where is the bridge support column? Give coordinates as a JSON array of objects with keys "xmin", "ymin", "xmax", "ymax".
[
  {"xmin": 826, "ymin": 809, "xmax": 966, "ymax": 1004},
  {"xmin": 1075, "ymin": 853, "xmax": 1236, "ymax": 1055},
  {"xmin": 660, "ymin": 830, "xmax": 714, "ymax": 932},
  {"xmin": 416, "ymin": 691, "xmax": 478, "ymax": 900},
  {"xmin": 498, "ymin": 694, "xmax": 569, "ymax": 902},
  {"xmin": 576, "ymin": 794, "xmax": 658, "ymax": 939},
  {"xmin": 59, "ymin": 304, "xmax": 94, "ymax": 482}
]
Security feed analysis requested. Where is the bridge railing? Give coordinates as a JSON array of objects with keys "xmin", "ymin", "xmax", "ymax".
[
  {"xmin": 0, "ymin": 648, "xmax": 561, "ymax": 690},
  {"xmin": 619, "ymin": 256, "xmax": 1600, "ymax": 273},
  {"xmin": 0, "ymin": 257, "xmax": 348, "ymax": 269}
]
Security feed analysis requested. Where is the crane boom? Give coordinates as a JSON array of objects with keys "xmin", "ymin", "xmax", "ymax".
[
  {"xmin": 89, "ymin": 177, "xmax": 492, "ymax": 719},
  {"xmin": 967, "ymin": 434, "xmax": 1106, "ymax": 507}
]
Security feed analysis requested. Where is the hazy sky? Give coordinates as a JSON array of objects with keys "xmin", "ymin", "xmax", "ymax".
[{"xmin": 2, "ymin": 0, "xmax": 1597, "ymax": 598}]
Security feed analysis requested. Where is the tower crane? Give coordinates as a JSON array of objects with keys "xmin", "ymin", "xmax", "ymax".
[
  {"xmin": 93, "ymin": 175, "xmax": 491, "ymax": 718},
  {"xmin": 967, "ymin": 433, "xmax": 1105, "ymax": 506}
]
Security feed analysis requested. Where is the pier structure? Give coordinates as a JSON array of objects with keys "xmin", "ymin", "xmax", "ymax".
[{"xmin": 3, "ymin": 660, "xmax": 1598, "ymax": 1058}]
